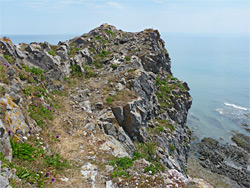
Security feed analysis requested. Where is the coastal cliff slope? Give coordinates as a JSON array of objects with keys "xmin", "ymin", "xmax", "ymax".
[{"xmin": 0, "ymin": 24, "xmax": 212, "ymax": 187}]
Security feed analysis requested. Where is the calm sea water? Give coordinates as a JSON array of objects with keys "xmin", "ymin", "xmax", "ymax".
[
  {"xmin": 163, "ymin": 33, "xmax": 250, "ymax": 143},
  {"xmin": 2, "ymin": 33, "xmax": 250, "ymax": 143}
]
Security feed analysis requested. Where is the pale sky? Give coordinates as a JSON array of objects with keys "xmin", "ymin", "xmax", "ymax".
[{"xmin": 0, "ymin": 0, "xmax": 249, "ymax": 35}]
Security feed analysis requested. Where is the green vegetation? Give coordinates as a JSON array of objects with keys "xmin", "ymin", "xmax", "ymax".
[
  {"xmin": 136, "ymin": 142, "xmax": 165, "ymax": 174},
  {"xmin": 70, "ymin": 64, "xmax": 83, "ymax": 77},
  {"xmin": 47, "ymin": 50, "xmax": 56, "ymax": 56},
  {"xmin": 106, "ymin": 96, "xmax": 113, "ymax": 104},
  {"xmin": 110, "ymin": 157, "xmax": 133, "ymax": 178},
  {"xmin": 1, "ymin": 137, "xmax": 70, "ymax": 187},
  {"xmin": 99, "ymin": 50, "xmax": 111, "ymax": 58},
  {"xmin": 82, "ymin": 65, "xmax": 97, "ymax": 78},
  {"xmin": 68, "ymin": 45, "xmax": 80, "ymax": 56},
  {"xmin": 110, "ymin": 63, "xmax": 118, "ymax": 69},
  {"xmin": 128, "ymin": 68, "xmax": 135, "ymax": 72},
  {"xmin": 11, "ymin": 139, "xmax": 44, "ymax": 161},
  {"xmin": 156, "ymin": 126, "xmax": 164, "ymax": 132},
  {"xmin": 124, "ymin": 56, "xmax": 130, "ymax": 61},
  {"xmin": 20, "ymin": 65, "xmax": 45, "ymax": 82},
  {"xmin": 107, "ymin": 29, "xmax": 114, "ymax": 36},
  {"xmin": 102, "ymin": 39, "xmax": 107, "ymax": 44},
  {"xmin": 0, "ymin": 86, "xmax": 5, "ymax": 96},
  {"xmin": 93, "ymin": 61, "xmax": 103, "ymax": 69},
  {"xmin": 29, "ymin": 104, "xmax": 53, "ymax": 128},
  {"xmin": 3, "ymin": 54, "xmax": 13, "ymax": 63},
  {"xmin": 169, "ymin": 144, "xmax": 175, "ymax": 156},
  {"xmin": 157, "ymin": 119, "xmax": 175, "ymax": 133},
  {"xmin": 156, "ymin": 75, "xmax": 186, "ymax": 109},
  {"xmin": 110, "ymin": 150, "xmax": 143, "ymax": 178},
  {"xmin": 169, "ymin": 144, "xmax": 175, "ymax": 153},
  {"xmin": 94, "ymin": 36, "xmax": 101, "ymax": 40},
  {"xmin": 0, "ymin": 64, "xmax": 9, "ymax": 84},
  {"xmin": 109, "ymin": 146, "xmax": 165, "ymax": 178}
]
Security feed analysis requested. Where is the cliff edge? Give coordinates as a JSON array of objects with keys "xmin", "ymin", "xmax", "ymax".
[{"xmin": 0, "ymin": 24, "xmax": 212, "ymax": 187}]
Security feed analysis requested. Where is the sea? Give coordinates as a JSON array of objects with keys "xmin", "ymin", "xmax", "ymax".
[{"xmin": 1, "ymin": 33, "xmax": 250, "ymax": 144}]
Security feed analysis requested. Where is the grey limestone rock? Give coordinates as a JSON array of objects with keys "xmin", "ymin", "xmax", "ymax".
[
  {"xmin": 0, "ymin": 175, "xmax": 10, "ymax": 188},
  {"xmin": 0, "ymin": 120, "xmax": 12, "ymax": 162}
]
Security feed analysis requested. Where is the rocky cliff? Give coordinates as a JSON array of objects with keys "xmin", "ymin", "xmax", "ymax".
[{"xmin": 0, "ymin": 24, "xmax": 211, "ymax": 187}]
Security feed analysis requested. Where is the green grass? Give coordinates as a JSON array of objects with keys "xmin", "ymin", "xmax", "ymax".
[
  {"xmin": 157, "ymin": 119, "xmax": 175, "ymax": 133},
  {"xmin": 110, "ymin": 64, "xmax": 118, "ymax": 69},
  {"xmin": 3, "ymin": 54, "xmax": 13, "ymax": 63},
  {"xmin": 22, "ymin": 65, "xmax": 45, "ymax": 81},
  {"xmin": 70, "ymin": 64, "xmax": 83, "ymax": 77},
  {"xmin": 136, "ymin": 142, "xmax": 165, "ymax": 174},
  {"xmin": 11, "ymin": 139, "xmax": 44, "ymax": 161},
  {"xmin": 124, "ymin": 56, "xmax": 130, "ymax": 61},
  {"xmin": 155, "ymin": 75, "xmax": 186, "ymax": 109},
  {"xmin": 144, "ymin": 162, "xmax": 163, "ymax": 174},
  {"xmin": 93, "ymin": 61, "xmax": 103, "ymax": 69},
  {"xmin": 28, "ymin": 104, "xmax": 53, "ymax": 128},
  {"xmin": 98, "ymin": 50, "xmax": 111, "ymax": 58},
  {"xmin": 94, "ymin": 36, "xmax": 101, "ymax": 40},
  {"xmin": 106, "ymin": 96, "xmax": 113, "ymax": 104},
  {"xmin": 2, "ymin": 137, "xmax": 70, "ymax": 187},
  {"xmin": 44, "ymin": 154, "xmax": 70, "ymax": 170},
  {"xmin": 110, "ymin": 156, "xmax": 133, "ymax": 178},
  {"xmin": 0, "ymin": 64, "xmax": 9, "ymax": 84},
  {"xmin": 47, "ymin": 50, "xmax": 56, "ymax": 56},
  {"xmin": 169, "ymin": 144, "xmax": 175, "ymax": 152},
  {"xmin": 68, "ymin": 45, "xmax": 80, "ymax": 56},
  {"xmin": 128, "ymin": 68, "xmax": 135, "ymax": 72},
  {"xmin": 82, "ymin": 65, "xmax": 97, "ymax": 78},
  {"xmin": 110, "ymin": 151, "xmax": 142, "ymax": 178}
]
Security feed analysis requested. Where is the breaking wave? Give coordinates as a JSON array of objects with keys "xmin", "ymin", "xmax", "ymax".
[{"xmin": 224, "ymin": 102, "xmax": 250, "ymax": 111}]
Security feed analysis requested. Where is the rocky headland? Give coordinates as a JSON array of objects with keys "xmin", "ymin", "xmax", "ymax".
[{"xmin": 0, "ymin": 23, "xmax": 215, "ymax": 187}]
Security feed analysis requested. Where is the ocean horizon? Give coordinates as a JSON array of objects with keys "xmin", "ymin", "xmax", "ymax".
[{"xmin": 2, "ymin": 33, "xmax": 249, "ymax": 143}]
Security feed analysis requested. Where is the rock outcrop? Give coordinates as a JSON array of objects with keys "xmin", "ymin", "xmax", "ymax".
[{"xmin": 0, "ymin": 24, "xmax": 212, "ymax": 188}]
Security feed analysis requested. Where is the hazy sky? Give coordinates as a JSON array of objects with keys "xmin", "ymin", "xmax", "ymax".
[{"xmin": 0, "ymin": 0, "xmax": 249, "ymax": 35}]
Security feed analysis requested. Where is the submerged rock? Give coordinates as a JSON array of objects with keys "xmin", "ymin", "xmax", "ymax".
[
  {"xmin": 232, "ymin": 133, "xmax": 250, "ymax": 153},
  {"xmin": 197, "ymin": 137, "xmax": 250, "ymax": 187}
]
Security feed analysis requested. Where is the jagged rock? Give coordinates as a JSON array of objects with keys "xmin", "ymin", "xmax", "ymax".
[
  {"xmin": 106, "ymin": 180, "xmax": 114, "ymax": 188},
  {"xmin": 111, "ymin": 106, "xmax": 124, "ymax": 125},
  {"xmin": 232, "ymin": 133, "xmax": 250, "ymax": 153},
  {"xmin": 41, "ymin": 42, "xmax": 52, "ymax": 50},
  {"xmin": 37, "ymin": 50, "xmax": 59, "ymax": 71},
  {"xmin": 123, "ymin": 102, "xmax": 142, "ymax": 140},
  {"xmin": 0, "ymin": 94, "xmax": 31, "ymax": 140},
  {"xmin": 95, "ymin": 102, "xmax": 103, "ymax": 109},
  {"xmin": 99, "ymin": 135, "xmax": 130, "ymax": 157},
  {"xmin": 0, "ymin": 37, "xmax": 16, "ymax": 58},
  {"xmin": 81, "ymin": 163, "xmax": 98, "ymax": 187},
  {"xmin": 56, "ymin": 45, "xmax": 68, "ymax": 61},
  {"xmin": 15, "ymin": 48, "xmax": 26, "ymax": 59},
  {"xmin": 25, "ymin": 44, "xmax": 39, "ymax": 54},
  {"xmin": 0, "ymin": 120, "xmax": 12, "ymax": 162},
  {"xmin": 79, "ymin": 48, "xmax": 93, "ymax": 64},
  {"xmin": 0, "ymin": 175, "xmax": 10, "ymax": 188}
]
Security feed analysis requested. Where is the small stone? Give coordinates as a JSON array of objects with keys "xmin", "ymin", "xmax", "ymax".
[{"xmin": 96, "ymin": 102, "xmax": 103, "ymax": 109}]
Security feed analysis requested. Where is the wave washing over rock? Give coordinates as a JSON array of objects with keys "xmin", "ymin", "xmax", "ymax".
[{"xmin": 0, "ymin": 24, "xmax": 214, "ymax": 187}]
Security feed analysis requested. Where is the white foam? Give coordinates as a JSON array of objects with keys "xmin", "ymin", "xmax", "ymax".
[
  {"xmin": 224, "ymin": 102, "xmax": 250, "ymax": 111},
  {"xmin": 216, "ymin": 108, "xmax": 223, "ymax": 115}
]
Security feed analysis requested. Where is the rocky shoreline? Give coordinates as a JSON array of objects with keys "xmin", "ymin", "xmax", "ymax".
[{"xmin": 188, "ymin": 133, "xmax": 250, "ymax": 188}]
